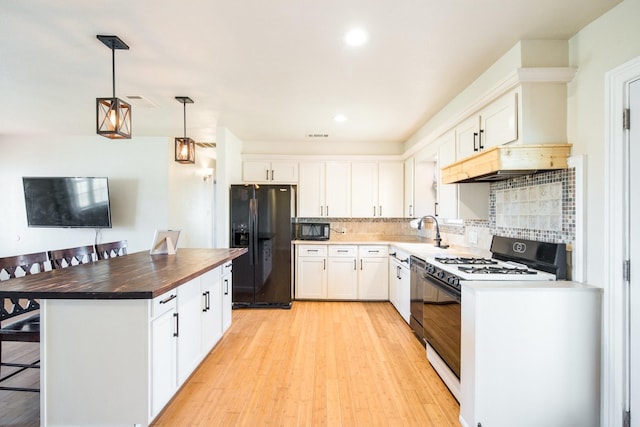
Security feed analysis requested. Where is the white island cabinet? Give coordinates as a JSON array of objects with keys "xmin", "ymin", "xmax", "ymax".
[
  {"xmin": 0, "ymin": 248, "xmax": 247, "ymax": 427},
  {"xmin": 460, "ymin": 281, "xmax": 602, "ymax": 427}
]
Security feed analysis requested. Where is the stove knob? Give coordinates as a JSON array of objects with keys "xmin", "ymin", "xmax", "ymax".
[
  {"xmin": 426, "ymin": 265, "xmax": 436, "ymax": 274},
  {"xmin": 436, "ymin": 270, "xmax": 445, "ymax": 279},
  {"xmin": 448, "ymin": 276, "xmax": 459, "ymax": 286}
]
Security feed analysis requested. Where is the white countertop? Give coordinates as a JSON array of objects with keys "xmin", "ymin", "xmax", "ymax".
[{"xmin": 462, "ymin": 280, "xmax": 601, "ymax": 290}]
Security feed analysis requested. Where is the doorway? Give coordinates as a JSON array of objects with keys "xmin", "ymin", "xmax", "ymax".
[
  {"xmin": 605, "ymin": 56, "xmax": 640, "ymax": 427},
  {"xmin": 629, "ymin": 77, "xmax": 639, "ymax": 426}
]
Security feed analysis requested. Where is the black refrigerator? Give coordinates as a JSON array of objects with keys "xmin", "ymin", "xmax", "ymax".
[{"xmin": 230, "ymin": 184, "xmax": 295, "ymax": 308}]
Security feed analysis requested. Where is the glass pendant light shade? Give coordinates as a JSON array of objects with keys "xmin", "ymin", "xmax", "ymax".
[
  {"xmin": 175, "ymin": 137, "xmax": 196, "ymax": 163},
  {"xmin": 97, "ymin": 97, "xmax": 132, "ymax": 139}
]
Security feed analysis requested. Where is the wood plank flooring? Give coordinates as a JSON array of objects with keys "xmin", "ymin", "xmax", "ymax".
[
  {"xmin": 153, "ymin": 301, "xmax": 459, "ymax": 426},
  {"xmin": 0, "ymin": 301, "xmax": 460, "ymax": 426},
  {"xmin": 0, "ymin": 341, "xmax": 40, "ymax": 427}
]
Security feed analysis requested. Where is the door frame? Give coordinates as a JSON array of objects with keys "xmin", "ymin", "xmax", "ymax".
[{"xmin": 604, "ymin": 55, "xmax": 640, "ymax": 427}]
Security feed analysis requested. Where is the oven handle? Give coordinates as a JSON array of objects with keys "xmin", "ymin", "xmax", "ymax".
[{"xmin": 425, "ymin": 276, "xmax": 461, "ymax": 302}]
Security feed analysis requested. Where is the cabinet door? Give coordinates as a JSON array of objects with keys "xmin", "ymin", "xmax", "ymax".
[
  {"xmin": 358, "ymin": 257, "xmax": 389, "ymax": 300},
  {"xmin": 456, "ymin": 115, "xmax": 481, "ymax": 160},
  {"xmin": 177, "ymin": 278, "xmax": 203, "ymax": 385},
  {"xmin": 437, "ymin": 131, "xmax": 459, "ymax": 219},
  {"xmin": 201, "ymin": 269, "xmax": 222, "ymax": 353},
  {"xmin": 271, "ymin": 161, "xmax": 299, "ymax": 183},
  {"xmin": 328, "ymin": 257, "xmax": 358, "ymax": 299},
  {"xmin": 388, "ymin": 258, "xmax": 400, "ymax": 309},
  {"xmin": 243, "ymin": 161, "xmax": 271, "ymax": 182},
  {"xmin": 351, "ymin": 162, "xmax": 378, "ymax": 217},
  {"xmin": 298, "ymin": 161, "xmax": 325, "ymax": 217},
  {"xmin": 404, "ymin": 158, "xmax": 415, "ymax": 217},
  {"xmin": 398, "ymin": 265, "xmax": 411, "ymax": 324},
  {"xmin": 414, "ymin": 158, "xmax": 437, "ymax": 218},
  {"xmin": 378, "ymin": 162, "xmax": 404, "ymax": 218},
  {"xmin": 325, "ymin": 161, "xmax": 351, "ymax": 217},
  {"xmin": 221, "ymin": 262, "xmax": 233, "ymax": 332},
  {"xmin": 296, "ymin": 256, "xmax": 327, "ymax": 299},
  {"xmin": 150, "ymin": 308, "xmax": 177, "ymax": 418},
  {"xmin": 480, "ymin": 91, "xmax": 518, "ymax": 150}
]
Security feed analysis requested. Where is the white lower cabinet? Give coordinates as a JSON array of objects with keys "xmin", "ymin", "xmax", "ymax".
[
  {"xmin": 221, "ymin": 261, "xmax": 233, "ymax": 332},
  {"xmin": 177, "ymin": 278, "xmax": 204, "ymax": 385},
  {"xmin": 357, "ymin": 245, "xmax": 389, "ymax": 300},
  {"xmin": 327, "ymin": 245, "xmax": 358, "ymax": 299},
  {"xmin": 201, "ymin": 268, "xmax": 223, "ymax": 355},
  {"xmin": 388, "ymin": 248, "xmax": 410, "ymax": 323},
  {"xmin": 150, "ymin": 264, "xmax": 232, "ymax": 421},
  {"xmin": 460, "ymin": 283, "xmax": 602, "ymax": 427},
  {"xmin": 296, "ymin": 244, "xmax": 389, "ymax": 301},
  {"xmin": 296, "ymin": 245, "xmax": 328, "ymax": 299},
  {"xmin": 150, "ymin": 292, "xmax": 178, "ymax": 418}
]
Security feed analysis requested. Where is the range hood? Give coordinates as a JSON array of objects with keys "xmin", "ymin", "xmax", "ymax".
[{"xmin": 441, "ymin": 144, "xmax": 572, "ymax": 183}]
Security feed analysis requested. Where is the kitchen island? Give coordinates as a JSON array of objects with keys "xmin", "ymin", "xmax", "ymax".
[{"xmin": 0, "ymin": 248, "xmax": 246, "ymax": 427}]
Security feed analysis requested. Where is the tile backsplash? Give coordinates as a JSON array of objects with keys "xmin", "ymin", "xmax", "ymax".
[{"xmin": 488, "ymin": 168, "xmax": 575, "ymax": 244}]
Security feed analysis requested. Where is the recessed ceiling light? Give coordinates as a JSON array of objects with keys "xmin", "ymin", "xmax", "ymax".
[
  {"xmin": 334, "ymin": 114, "xmax": 348, "ymax": 123},
  {"xmin": 344, "ymin": 28, "xmax": 368, "ymax": 47}
]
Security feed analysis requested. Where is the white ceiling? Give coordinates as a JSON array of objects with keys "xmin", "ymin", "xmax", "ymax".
[{"xmin": 0, "ymin": 0, "xmax": 620, "ymax": 145}]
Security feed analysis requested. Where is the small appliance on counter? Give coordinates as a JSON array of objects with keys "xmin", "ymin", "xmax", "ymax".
[{"xmin": 293, "ymin": 222, "xmax": 330, "ymax": 241}]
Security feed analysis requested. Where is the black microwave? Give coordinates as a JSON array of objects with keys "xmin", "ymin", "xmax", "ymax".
[{"xmin": 294, "ymin": 223, "xmax": 330, "ymax": 240}]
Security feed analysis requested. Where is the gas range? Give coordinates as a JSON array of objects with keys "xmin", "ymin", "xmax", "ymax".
[
  {"xmin": 419, "ymin": 236, "xmax": 567, "ymax": 292},
  {"xmin": 425, "ymin": 255, "xmax": 557, "ymax": 286}
]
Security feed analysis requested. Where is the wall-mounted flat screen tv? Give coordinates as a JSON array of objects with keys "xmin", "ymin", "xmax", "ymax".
[{"xmin": 23, "ymin": 177, "xmax": 112, "ymax": 228}]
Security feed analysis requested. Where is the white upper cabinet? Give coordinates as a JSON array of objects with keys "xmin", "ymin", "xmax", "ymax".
[
  {"xmin": 456, "ymin": 90, "xmax": 518, "ymax": 160},
  {"xmin": 325, "ymin": 162, "xmax": 351, "ymax": 217},
  {"xmin": 436, "ymin": 131, "xmax": 459, "ymax": 219},
  {"xmin": 243, "ymin": 160, "xmax": 298, "ymax": 183},
  {"xmin": 404, "ymin": 157, "xmax": 415, "ymax": 217},
  {"xmin": 298, "ymin": 161, "xmax": 351, "ymax": 217},
  {"xmin": 351, "ymin": 162, "xmax": 403, "ymax": 218},
  {"xmin": 351, "ymin": 162, "xmax": 379, "ymax": 218},
  {"xmin": 377, "ymin": 162, "xmax": 404, "ymax": 218},
  {"xmin": 298, "ymin": 161, "xmax": 325, "ymax": 217},
  {"xmin": 437, "ymin": 130, "xmax": 489, "ymax": 220}
]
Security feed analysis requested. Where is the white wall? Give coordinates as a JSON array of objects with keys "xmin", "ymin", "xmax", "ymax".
[
  {"xmin": 167, "ymin": 144, "xmax": 216, "ymax": 248},
  {"xmin": 214, "ymin": 127, "xmax": 243, "ymax": 248},
  {"xmin": 567, "ymin": 0, "xmax": 640, "ymax": 285},
  {"xmin": 0, "ymin": 134, "xmax": 169, "ymax": 256}
]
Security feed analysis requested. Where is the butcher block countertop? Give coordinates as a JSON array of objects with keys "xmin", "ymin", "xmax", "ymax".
[{"xmin": 0, "ymin": 247, "xmax": 247, "ymax": 300}]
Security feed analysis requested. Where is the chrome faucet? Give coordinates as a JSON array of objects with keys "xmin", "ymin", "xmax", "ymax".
[{"xmin": 417, "ymin": 215, "xmax": 446, "ymax": 248}]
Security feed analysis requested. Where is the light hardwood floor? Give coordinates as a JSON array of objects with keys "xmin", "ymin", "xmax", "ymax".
[
  {"xmin": 153, "ymin": 301, "xmax": 460, "ymax": 426},
  {"xmin": 0, "ymin": 301, "xmax": 460, "ymax": 426}
]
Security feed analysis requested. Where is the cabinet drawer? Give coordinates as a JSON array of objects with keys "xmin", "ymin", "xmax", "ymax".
[
  {"xmin": 297, "ymin": 245, "xmax": 328, "ymax": 257},
  {"xmin": 328, "ymin": 245, "xmax": 357, "ymax": 257},
  {"xmin": 358, "ymin": 245, "xmax": 389, "ymax": 257},
  {"xmin": 151, "ymin": 290, "xmax": 178, "ymax": 318}
]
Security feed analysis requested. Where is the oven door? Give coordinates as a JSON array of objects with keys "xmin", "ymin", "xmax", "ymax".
[
  {"xmin": 409, "ymin": 257, "xmax": 426, "ymax": 345},
  {"xmin": 423, "ymin": 275, "xmax": 461, "ymax": 378}
]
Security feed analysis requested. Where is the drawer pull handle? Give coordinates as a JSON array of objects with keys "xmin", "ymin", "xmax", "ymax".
[{"xmin": 160, "ymin": 294, "xmax": 177, "ymax": 304}]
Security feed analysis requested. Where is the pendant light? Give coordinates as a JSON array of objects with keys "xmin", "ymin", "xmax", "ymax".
[
  {"xmin": 96, "ymin": 35, "xmax": 132, "ymax": 139},
  {"xmin": 174, "ymin": 96, "xmax": 195, "ymax": 164}
]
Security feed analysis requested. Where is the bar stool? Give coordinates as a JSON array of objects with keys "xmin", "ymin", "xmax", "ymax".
[
  {"xmin": 0, "ymin": 251, "xmax": 47, "ymax": 392},
  {"xmin": 95, "ymin": 240, "xmax": 128, "ymax": 260}
]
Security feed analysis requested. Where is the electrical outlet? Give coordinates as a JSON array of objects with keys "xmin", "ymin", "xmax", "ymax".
[{"xmin": 468, "ymin": 230, "xmax": 478, "ymax": 246}]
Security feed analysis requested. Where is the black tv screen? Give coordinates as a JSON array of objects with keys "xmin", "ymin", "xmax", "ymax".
[{"xmin": 23, "ymin": 177, "xmax": 112, "ymax": 228}]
